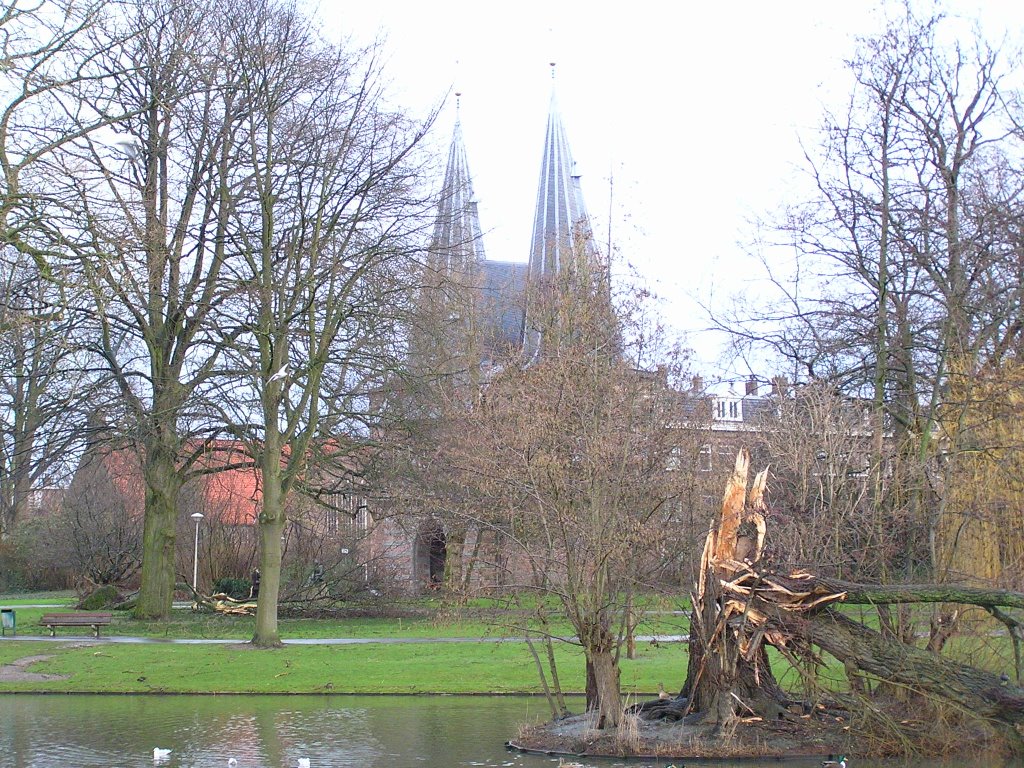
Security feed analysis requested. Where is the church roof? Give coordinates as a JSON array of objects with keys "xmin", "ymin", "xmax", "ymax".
[{"xmin": 482, "ymin": 259, "xmax": 527, "ymax": 352}]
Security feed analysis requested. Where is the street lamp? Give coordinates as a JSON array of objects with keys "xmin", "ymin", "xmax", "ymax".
[{"xmin": 190, "ymin": 512, "xmax": 204, "ymax": 592}]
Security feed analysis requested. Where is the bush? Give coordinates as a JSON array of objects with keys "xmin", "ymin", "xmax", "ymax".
[
  {"xmin": 0, "ymin": 521, "xmax": 74, "ymax": 591},
  {"xmin": 78, "ymin": 584, "xmax": 122, "ymax": 610},
  {"xmin": 213, "ymin": 577, "xmax": 251, "ymax": 599}
]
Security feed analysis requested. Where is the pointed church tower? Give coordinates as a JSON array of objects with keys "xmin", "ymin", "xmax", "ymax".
[
  {"xmin": 527, "ymin": 66, "xmax": 593, "ymax": 280},
  {"xmin": 523, "ymin": 64, "xmax": 597, "ymax": 359},
  {"xmin": 411, "ymin": 99, "xmax": 490, "ymax": 401},
  {"xmin": 428, "ymin": 99, "xmax": 486, "ymax": 278}
]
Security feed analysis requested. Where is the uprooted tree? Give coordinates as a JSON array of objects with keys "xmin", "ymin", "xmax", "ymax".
[{"xmin": 639, "ymin": 448, "xmax": 1024, "ymax": 753}]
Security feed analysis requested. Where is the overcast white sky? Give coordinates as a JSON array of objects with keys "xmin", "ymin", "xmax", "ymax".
[{"xmin": 318, "ymin": 1, "xmax": 1023, "ymax": 383}]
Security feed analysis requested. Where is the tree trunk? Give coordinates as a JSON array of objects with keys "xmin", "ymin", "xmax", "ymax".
[
  {"xmin": 647, "ymin": 448, "xmax": 1024, "ymax": 753},
  {"xmin": 790, "ymin": 609, "xmax": 1024, "ymax": 726},
  {"xmin": 683, "ymin": 563, "xmax": 788, "ymax": 725},
  {"xmin": 678, "ymin": 449, "xmax": 784, "ymax": 724},
  {"xmin": 252, "ymin": 441, "xmax": 285, "ymax": 647},
  {"xmin": 135, "ymin": 436, "xmax": 182, "ymax": 619},
  {"xmin": 589, "ymin": 647, "xmax": 621, "ymax": 729}
]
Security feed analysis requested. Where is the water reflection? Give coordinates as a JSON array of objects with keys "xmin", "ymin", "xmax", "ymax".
[{"xmin": 0, "ymin": 694, "xmax": 1015, "ymax": 768}]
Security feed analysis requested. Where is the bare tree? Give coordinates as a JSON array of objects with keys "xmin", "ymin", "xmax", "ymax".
[
  {"xmin": 445, "ymin": 242, "xmax": 698, "ymax": 728},
  {"xmin": 48, "ymin": 0, "xmax": 248, "ymax": 617},
  {"xmin": 0, "ymin": 1, "xmax": 111, "ymax": 537},
  {"xmin": 720, "ymin": 5, "xmax": 1024, "ymax": 586},
  {"xmin": 210, "ymin": 0, "xmax": 434, "ymax": 647}
]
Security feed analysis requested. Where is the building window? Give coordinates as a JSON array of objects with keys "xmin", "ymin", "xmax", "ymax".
[
  {"xmin": 667, "ymin": 446, "xmax": 682, "ymax": 471},
  {"xmin": 699, "ymin": 444, "xmax": 712, "ymax": 472},
  {"xmin": 713, "ymin": 398, "xmax": 742, "ymax": 422}
]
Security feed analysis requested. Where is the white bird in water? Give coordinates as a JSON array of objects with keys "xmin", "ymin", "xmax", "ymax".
[
  {"xmin": 268, "ymin": 365, "xmax": 289, "ymax": 384},
  {"xmin": 297, "ymin": 759, "xmax": 310, "ymax": 768},
  {"xmin": 153, "ymin": 747, "xmax": 171, "ymax": 760},
  {"xmin": 228, "ymin": 759, "xmax": 238, "ymax": 767}
]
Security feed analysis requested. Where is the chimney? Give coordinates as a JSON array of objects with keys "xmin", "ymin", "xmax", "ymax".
[
  {"xmin": 745, "ymin": 376, "xmax": 758, "ymax": 396},
  {"xmin": 771, "ymin": 376, "xmax": 789, "ymax": 397},
  {"xmin": 691, "ymin": 375, "xmax": 704, "ymax": 393}
]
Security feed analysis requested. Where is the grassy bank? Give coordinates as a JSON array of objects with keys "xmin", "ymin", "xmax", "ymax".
[
  {"xmin": 0, "ymin": 636, "xmax": 685, "ymax": 695},
  {"xmin": 2, "ymin": 598, "xmax": 689, "ymax": 641},
  {"xmin": 0, "ymin": 593, "xmax": 690, "ymax": 695},
  {"xmin": 4, "ymin": 594, "xmax": 1009, "ymax": 698}
]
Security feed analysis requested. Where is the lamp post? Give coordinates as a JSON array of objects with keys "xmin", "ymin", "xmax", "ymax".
[{"xmin": 190, "ymin": 512, "xmax": 204, "ymax": 592}]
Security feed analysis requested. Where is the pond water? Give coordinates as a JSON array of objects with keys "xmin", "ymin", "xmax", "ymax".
[{"xmin": 0, "ymin": 694, "xmax": 1016, "ymax": 768}]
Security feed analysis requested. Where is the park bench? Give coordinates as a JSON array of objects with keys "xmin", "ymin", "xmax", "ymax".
[{"xmin": 39, "ymin": 612, "xmax": 113, "ymax": 638}]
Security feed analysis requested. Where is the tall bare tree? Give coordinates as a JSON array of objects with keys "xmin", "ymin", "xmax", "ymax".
[
  {"xmin": 721, "ymin": 5, "xmax": 1024, "ymax": 584},
  {"xmin": 446, "ymin": 243, "xmax": 698, "ymax": 728},
  {"xmin": 50, "ymin": 0, "xmax": 244, "ymax": 616},
  {"xmin": 211, "ymin": 0, "xmax": 434, "ymax": 647},
  {"xmin": 0, "ymin": 0, "xmax": 115, "ymax": 537}
]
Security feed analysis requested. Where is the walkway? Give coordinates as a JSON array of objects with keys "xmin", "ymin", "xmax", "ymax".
[{"xmin": 0, "ymin": 633, "xmax": 688, "ymax": 645}]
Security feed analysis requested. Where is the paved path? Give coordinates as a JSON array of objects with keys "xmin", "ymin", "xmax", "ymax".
[{"xmin": 0, "ymin": 633, "xmax": 688, "ymax": 645}]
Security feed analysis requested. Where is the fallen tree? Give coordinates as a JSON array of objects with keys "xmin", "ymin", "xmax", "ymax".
[{"xmin": 637, "ymin": 449, "xmax": 1024, "ymax": 755}]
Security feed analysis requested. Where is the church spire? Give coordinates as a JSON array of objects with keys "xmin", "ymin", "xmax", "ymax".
[
  {"xmin": 429, "ymin": 95, "xmax": 486, "ymax": 277},
  {"xmin": 523, "ymin": 64, "xmax": 596, "ymax": 359},
  {"xmin": 527, "ymin": 64, "xmax": 593, "ymax": 282}
]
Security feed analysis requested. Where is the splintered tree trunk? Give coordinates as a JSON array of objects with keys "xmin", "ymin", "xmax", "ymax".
[
  {"xmin": 684, "ymin": 564, "xmax": 741, "ymax": 724},
  {"xmin": 671, "ymin": 448, "xmax": 1024, "ymax": 750},
  {"xmin": 681, "ymin": 449, "xmax": 787, "ymax": 725}
]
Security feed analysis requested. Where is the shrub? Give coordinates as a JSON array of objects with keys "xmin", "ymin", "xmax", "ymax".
[
  {"xmin": 213, "ymin": 577, "xmax": 251, "ymax": 599},
  {"xmin": 78, "ymin": 584, "xmax": 122, "ymax": 610}
]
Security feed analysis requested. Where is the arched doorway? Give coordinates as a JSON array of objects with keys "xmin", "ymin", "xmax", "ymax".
[{"xmin": 413, "ymin": 521, "xmax": 446, "ymax": 591}]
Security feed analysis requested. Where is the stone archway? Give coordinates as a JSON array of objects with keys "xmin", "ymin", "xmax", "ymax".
[{"xmin": 413, "ymin": 520, "xmax": 446, "ymax": 591}]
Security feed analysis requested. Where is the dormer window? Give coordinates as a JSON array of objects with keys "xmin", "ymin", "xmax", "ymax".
[{"xmin": 713, "ymin": 397, "xmax": 743, "ymax": 422}]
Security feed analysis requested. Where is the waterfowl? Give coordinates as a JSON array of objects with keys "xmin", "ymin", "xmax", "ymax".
[
  {"xmin": 297, "ymin": 759, "xmax": 310, "ymax": 768},
  {"xmin": 658, "ymin": 682, "xmax": 671, "ymax": 700},
  {"xmin": 822, "ymin": 756, "xmax": 846, "ymax": 768},
  {"xmin": 153, "ymin": 747, "xmax": 172, "ymax": 760}
]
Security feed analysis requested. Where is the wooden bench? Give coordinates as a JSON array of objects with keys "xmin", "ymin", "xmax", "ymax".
[{"xmin": 39, "ymin": 612, "xmax": 113, "ymax": 638}]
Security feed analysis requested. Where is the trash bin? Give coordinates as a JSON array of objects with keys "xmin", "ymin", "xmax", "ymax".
[{"xmin": 0, "ymin": 608, "xmax": 14, "ymax": 636}]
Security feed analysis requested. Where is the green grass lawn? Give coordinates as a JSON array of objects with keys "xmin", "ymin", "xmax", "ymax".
[
  {"xmin": 0, "ymin": 590, "xmax": 690, "ymax": 695},
  {"xmin": 0, "ymin": 635, "xmax": 687, "ymax": 695},
  {"xmin": 5, "ymin": 590, "xmax": 1008, "ymax": 699},
  {"xmin": 0, "ymin": 595, "xmax": 74, "ymax": 607},
  {"xmin": 0, "ymin": 600, "xmax": 688, "ymax": 641}
]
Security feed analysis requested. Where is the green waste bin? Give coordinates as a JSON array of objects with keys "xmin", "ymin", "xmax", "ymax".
[{"xmin": 1, "ymin": 608, "xmax": 14, "ymax": 636}]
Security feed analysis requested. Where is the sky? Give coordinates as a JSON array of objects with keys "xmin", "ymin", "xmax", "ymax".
[{"xmin": 318, "ymin": 1, "xmax": 1024, "ymax": 385}]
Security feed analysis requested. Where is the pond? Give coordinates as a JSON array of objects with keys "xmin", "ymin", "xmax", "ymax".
[{"xmin": 0, "ymin": 694, "xmax": 1015, "ymax": 768}]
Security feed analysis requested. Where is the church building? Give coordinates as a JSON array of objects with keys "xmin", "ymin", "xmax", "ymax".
[{"xmin": 367, "ymin": 73, "xmax": 602, "ymax": 592}]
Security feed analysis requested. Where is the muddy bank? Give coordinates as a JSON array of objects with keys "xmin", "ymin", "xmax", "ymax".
[
  {"xmin": 0, "ymin": 654, "xmax": 68, "ymax": 682},
  {"xmin": 509, "ymin": 710, "xmax": 853, "ymax": 762}
]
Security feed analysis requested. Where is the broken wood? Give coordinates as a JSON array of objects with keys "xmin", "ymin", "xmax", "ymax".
[
  {"xmin": 641, "ymin": 448, "xmax": 1024, "ymax": 754},
  {"xmin": 181, "ymin": 583, "xmax": 257, "ymax": 615}
]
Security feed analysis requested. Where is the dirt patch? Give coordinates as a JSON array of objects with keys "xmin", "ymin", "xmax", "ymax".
[
  {"xmin": 511, "ymin": 711, "xmax": 852, "ymax": 762},
  {"xmin": 0, "ymin": 654, "xmax": 68, "ymax": 682}
]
